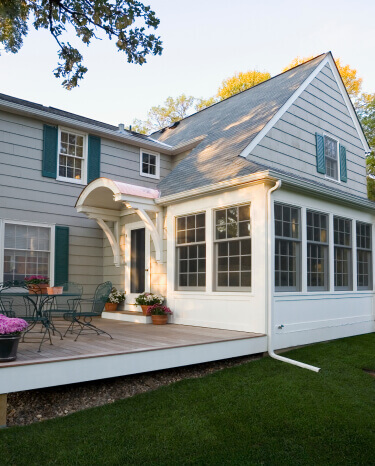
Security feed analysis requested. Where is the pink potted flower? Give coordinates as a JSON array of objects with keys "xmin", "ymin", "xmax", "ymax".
[
  {"xmin": 0, "ymin": 314, "xmax": 28, "ymax": 362},
  {"xmin": 146, "ymin": 304, "xmax": 173, "ymax": 325},
  {"xmin": 25, "ymin": 276, "xmax": 49, "ymax": 294}
]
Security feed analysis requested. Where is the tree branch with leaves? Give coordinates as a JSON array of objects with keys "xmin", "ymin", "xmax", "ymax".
[{"xmin": 0, "ymin": 0, "xmax": 163, "ymax": 89}]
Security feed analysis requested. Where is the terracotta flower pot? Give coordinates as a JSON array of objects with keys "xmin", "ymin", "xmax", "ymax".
[
  {"xmin": 151, "ymin": 315, "xmax": 168, "ymax": 325},
  {"xmin": 0, "ymin": 334, "xmax": 21, "ymax": 362},
  {"xmin": 105, "ymin": 303, "xmax": 118, "ymax": 312},
  {"xmin": 140, "ymin": 305, "xmax": 150, "ymax": 316},
  {"xmin": 27, "ymin": 284, "xmax": 49, "ymax": 295}
]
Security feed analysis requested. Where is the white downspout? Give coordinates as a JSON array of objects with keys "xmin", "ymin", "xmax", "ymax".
[{"xmin": 267, "ymin": 180, "xmax": 320, "ymax": 373}]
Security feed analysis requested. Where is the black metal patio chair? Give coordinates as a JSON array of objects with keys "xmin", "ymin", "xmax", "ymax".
[
  {"xmin": 46, "ymin": 282, "xmax": 83, "ymax": 333},
  {"xmin": 63, "ymin": 281, "xmax": 113, "ymax": 341},
  {"xmin": 0, "ymin": 281, "xmax": 52, "ymax": 351}
]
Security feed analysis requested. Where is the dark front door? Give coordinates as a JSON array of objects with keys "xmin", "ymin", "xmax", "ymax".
[{"xmin": 131, "ymin": 228, "xmax": 145, "ymax": 293}]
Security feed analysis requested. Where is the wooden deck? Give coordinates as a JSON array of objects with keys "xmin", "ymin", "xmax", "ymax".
[
  {"xmin": 0, "ymin": 318, "xmax": 263, "ymax": 368},
  {"xmin": 0, "ymin": 318, "xmax": 267, "ymax": 394}
]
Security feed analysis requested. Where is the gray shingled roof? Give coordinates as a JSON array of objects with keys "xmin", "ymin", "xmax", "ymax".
[
  {"xmin": 0, "ymin": 92, "xmax": 155, "ymax": 144},
  {"xmin": 155, "ymin": 54, "xmax": 328, "ymax": 197}
]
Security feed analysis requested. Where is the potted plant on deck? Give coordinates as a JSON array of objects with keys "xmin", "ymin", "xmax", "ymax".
[
  {"xmin": 105, "ymin": 287, "xmax": 126, "ymax": 312},
  {"xmin": 0, "ymin": 314, "xmax": 29, "ymax": 362},
  {"xmin": 146, "ymin": 305, "xmax": 173, "ymax": 325},
  {"xmin": 135, "ymin": 292, "xmax": 164, "ymax": 316},
  {"xmin": 25, "ymin": 276, "xmax": 49, "ymax": 294}
]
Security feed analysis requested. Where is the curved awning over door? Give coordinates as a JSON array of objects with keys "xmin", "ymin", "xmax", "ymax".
[{"xmin": 75, "ymin": 178, "xmax": 163, "ymax": 266}]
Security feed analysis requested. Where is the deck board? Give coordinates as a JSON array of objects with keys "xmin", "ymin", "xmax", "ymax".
[{"xmin": 0, "ymin": 318, "xmax": 263, "ymax": 368}]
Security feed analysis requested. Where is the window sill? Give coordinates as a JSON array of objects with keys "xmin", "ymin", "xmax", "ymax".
[
  {"xmin": 324, "ymin": 175, "xmax": 341, "ymax": 185},
  {"xmin": 56, "ymin": 176, "xmax": 86, "ymax": 186},
  {"xmin": 140, "ymin": 172, "xmax": 160, "ymax": 180}
]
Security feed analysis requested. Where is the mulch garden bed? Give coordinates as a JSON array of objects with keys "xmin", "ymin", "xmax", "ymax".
[{"xmin": 7, "ymin": 354, "xmax": 262, "ymax": 427}]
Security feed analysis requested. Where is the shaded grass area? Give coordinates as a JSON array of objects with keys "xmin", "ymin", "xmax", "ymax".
[{"xmin": 1, "ymin": 334, "xmax": 375, "ymax": 465}]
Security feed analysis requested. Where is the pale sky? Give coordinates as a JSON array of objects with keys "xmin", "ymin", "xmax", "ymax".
[{"xmin": 0, "ymin": 0, "xmax": 374, "ymax": 127}]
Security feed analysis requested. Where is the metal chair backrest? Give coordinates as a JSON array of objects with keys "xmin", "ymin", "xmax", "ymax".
[
  {"xmin": 0, "ymin": 281, "xmax": 33, "ymax": 319},
  {"xmin": 53, "ymin": 282, "xmax": 83, "ymax": 312},
  {"xmin": 90, "ymin": 281, "xmax": 112, "ymax": 316}
]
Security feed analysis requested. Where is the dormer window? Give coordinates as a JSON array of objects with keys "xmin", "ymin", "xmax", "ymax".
[
  {"xmin": 324, "ymin": 135, "xmax": 339, "ymax": 181},
  {"xmin": 140, "ymin": 149, "xmax": 160, "ymax": 179}
]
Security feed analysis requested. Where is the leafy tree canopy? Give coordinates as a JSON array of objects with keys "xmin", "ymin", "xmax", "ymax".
[
  {"xmin": 130, "ymin": 94, "xmax": 195, "ymax": 134},
  {"xmin": 282, "ymin": 56, "xmax": 362, "ymax": 99},
  {"xmin": 216, "ymin": 70, "xmax": 271, "ymax": 101},
  {"xmin": 0, "ymin": 0, "xmax": 162, "ymax": 89}
]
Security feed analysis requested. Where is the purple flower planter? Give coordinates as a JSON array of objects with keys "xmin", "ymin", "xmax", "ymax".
[{"xmin": 0, "ymin": 335, "xmax": 21, "ymax": 362}]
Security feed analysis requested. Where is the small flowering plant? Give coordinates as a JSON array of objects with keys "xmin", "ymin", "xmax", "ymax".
[
  {"xmin": 135, "ymin": 292, "xmax": 164, "ymax": 306},
  {"xmin": 146, "ymin": 305, "xmax": 173, "ymax": 316},
  {"xmin": 107, "ymin": 287, "xmax": 126, "ymax": 304},
  {"xmin": 24, "ymin": 276, "xmax": 49, "ymax": 285},
  {"xmin": 0, "ymin": 314, "xmax": 28, "ymax": 336}
]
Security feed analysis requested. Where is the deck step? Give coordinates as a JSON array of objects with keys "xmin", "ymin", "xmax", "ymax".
[{"xmin": 102, "ymin": 310, "xmax": 152, "ymax": 324}]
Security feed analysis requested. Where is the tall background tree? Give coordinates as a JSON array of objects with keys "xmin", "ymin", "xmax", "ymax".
[{"xmin": 0, "ymin": 0, "xmax": 162, "ymax": 89}]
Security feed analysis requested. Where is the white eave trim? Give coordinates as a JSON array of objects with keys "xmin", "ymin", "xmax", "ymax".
[{"xmin": 239, "ymin": 53, "xmax": 371, "ymax": 158}]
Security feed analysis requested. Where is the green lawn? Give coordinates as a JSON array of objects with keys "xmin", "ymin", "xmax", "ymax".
[{"xmin": 1, "ymin": 334, "xmax": 375, "ymax": 465}]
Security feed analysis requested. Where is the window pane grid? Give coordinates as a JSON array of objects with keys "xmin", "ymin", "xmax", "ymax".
[
  {"xmin": 59, "ymin": 130, "xmax": 84, "ymax": 180},
  {"xmin": 176, "ymin": 213, "xmax": 206, "ymax": 288},
  {"xmin": 141, "ymin": 152, "xmax": 157, "ymax": 176},
  {"xmin": 334, "ymin": 216, "xmax": 352, "ymax": 290},
  {"xmin": 3, "ymin": 224, "xmax": 50, "ymax": 282},
  {"xmin": 307, "ymin": 210, "xmax": 328, "ymax": 290},
  {"xmin": 324, "ymin": 136, "xmax": 338, "ymax": 180},
  {"xmin": 275, "ymin": 203, "xmax": 301, "ymax": 290},
  {"xmin": 214, "ymin": 205, "xmax": 251, "ymax": 289},
  {"xmin": 356, "ymin": 222, "xmax": 372, "ymax": 289}
]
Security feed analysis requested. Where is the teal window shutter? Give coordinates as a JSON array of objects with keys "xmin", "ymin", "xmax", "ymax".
[
  {"xmin": 87, "ymin": 135, "xmax": 101, "ymax": 183},
  {"xmin": 55, "ymin": 226, "xmax": 69, "ymax": 285},
  {"xmin": 42, "ymin": 124, "xmax": 58, "ymax": 178},
  {"xmin": 339, "ymin": 144, "xmax": 347, "ymax": 182},
  {"xmin": 315, "ymin": 132, "xmax": 326, "ymax": 174}
]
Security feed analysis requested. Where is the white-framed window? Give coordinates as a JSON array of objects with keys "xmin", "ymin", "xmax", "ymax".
[
  {"xmin": 140, "ymin": 149, "xmax": 160, "ymax": 179},
  {"xmin": 214, "ymin": 204, "xmax": 251, "ymax": 291},
  {"xmin": 356, "ymin": 221, "xmax": 372, "ymax": 290},
  {"xmin": 334, "ymin": 216, "xmax": 352, "ymax": 290},
  {"xmin": 274, "ymin": 203, "xmax": 301, "ymax": 291},
  {"xmin": 324, "ymin": 135, "xmax": 339, "ymax": 182},
  {"xmin": 307, "ymin": 210, "xmax": 329, "ymax": 291},
  {"xmin": 176, "ymin": 213, "xmax": 206, "ymax": 290},
  {"xmin": 57, "ymin": 127, "xmax": 87, "ymax": 184},
  {"xmin": 1, "ymin": 221, "xmax": 54, "ymax": 284}
]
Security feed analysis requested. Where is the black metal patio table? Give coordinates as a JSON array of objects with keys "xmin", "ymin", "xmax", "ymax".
[{"xmin": 0, "ymin": 290, "xmax": 80, "ymax": 351}]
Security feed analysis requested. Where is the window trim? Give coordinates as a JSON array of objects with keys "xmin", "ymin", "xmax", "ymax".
[
  {"xmin": 0, "ymin": 219, "xmax": 55, "ymax": 286},
  {"xmin": 323, "ymin": 133, "xmax": 341, "ymax": 183},
  {"xmin": 306, "ymin": 210, "xmax": 329, "ymax": 292},
  {"xmin": 213, "ymin": 203, "xmax": 252, "ymax": 292},
  {"xmin": 356, "ymin": 221, "xmax": 373, "ymax": 291},
  {"xmin": 56, "ymin": 126, "xmax": 88, "ymax": 185},
  {"xmin": 139, "ymin": 149, "xmax": 160, "ymax": 180},
  {"xmin": 333, "ymin": 215, "xmax": 352, "ymax": 291},
  {"xmin": 175, "ymin": 212, "xmax": 206, "ymax": 291},
  {"xmin": 274, "ymin": 202, "xmax": 302, "ymax": 292}
]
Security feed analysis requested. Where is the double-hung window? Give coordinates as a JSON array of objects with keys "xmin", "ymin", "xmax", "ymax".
[
  {"xmin": 334, "ymin": 216, "xmax": 352, "ymax": 290},
  {"xmin": 214, "ymin": 205, "xmax": 251, "ymax": 290},
  {"xmin": 306, "ymin": 211, "xmax": 329, "ymax": 291},
  {"xmin": 356, "ymin": 222, "xmax": 372, "ymax": 290},
  {"xmin": 324, "ymin": 135, "xmax": 339, "ymax": 181},
  {"xmin": 3, "ymin": 223, "xmax": 51, "ymax": 282},
  {"xmin": 140, "ymin": 149, "xmax": 160, "ymax": 179},
  {"xmin": 58, "ymin": 129, "xmax": 86, "ymax": 183},
  {"xmin": 176, "ymin": 213, "xmax": 206, "ymax": 289},
  {"xmin": 274, "ymin": 203, "xmax": 301, "ymax": 291}
]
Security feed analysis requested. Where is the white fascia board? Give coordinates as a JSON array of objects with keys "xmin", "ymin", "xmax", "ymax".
[
  {"xmin": 325, "ymin": 54, "xmax": 371, "ymax": 153},
  {"xmin": 239, "ymin": 56, "xmax": 330, "ymax": 159}
]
